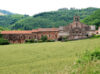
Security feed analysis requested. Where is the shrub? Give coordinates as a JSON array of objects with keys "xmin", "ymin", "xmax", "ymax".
[
  {"xmin": 41, "ymin": 35, "xmax": 48, "ymax": 42},
  {"xmin": 61, "ymin": 36, "xmax": 68, "ymax": 42},
  {"xmin": 25, "ymin": 39, "xmax": 34, "ymax": 43},
  {"xmin": 72, "ymin": 50, "xmax": 100, "ymax": 74},
  {"xmin": 91, "ymin": 50, "xmax": 100, "ymax": 60},
  {"xmin": 91, "ymin": 35, "xmax": 100, "ymax": 38},
  {"xmin": 47, "ymin": 40, "xmax": 55, "ymax": 42},
  {"xmin": 0, "ymin": 34, "xmax": 2, "ymax": 38},
  {"xmin": 38, "ymin": 40, "xmax": 43, "ymax": 43},
  {"xmin": 0, "ymin": 38, "xmax": 10, "ymax": 45},
  {"xmin": 77, "ymin": 50, "xmax": 100, "ymax": 64},
  {"xmin": 58, "ymin": 36, "xmax": 68, "ymax": 41}
]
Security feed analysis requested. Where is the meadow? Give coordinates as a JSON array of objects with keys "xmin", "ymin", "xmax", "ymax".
[{"xmin": 0, "ymin": 38, "xmax": 100, "ymax": 74}]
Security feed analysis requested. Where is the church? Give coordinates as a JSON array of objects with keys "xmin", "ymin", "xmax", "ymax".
[
  {"xmin": 58, "ymin": 16, "xmax": 96, "ymax": 40},
  {"xmin": 1, "ymin": 16, "xmax": 96, "ymax": 43}
]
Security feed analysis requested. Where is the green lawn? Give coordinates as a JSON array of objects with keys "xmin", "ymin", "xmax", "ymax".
[{"xmin": 0, "ymin": 38, "xmax": 100, "ymax": 74}]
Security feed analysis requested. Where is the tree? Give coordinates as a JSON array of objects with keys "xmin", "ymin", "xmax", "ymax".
[
  {"xmin": 0, "ymin": 38, "xmax": 9, "ymax": 45},
  {"xmin": 41, "ymin": 35, "xmax": 48, "ymax": 42}
]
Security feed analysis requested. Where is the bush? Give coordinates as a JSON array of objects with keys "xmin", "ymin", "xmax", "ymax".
[
  {"xmin": 70, "ymin": 49, "xmax": 100, "ymax": 74},
  {"xmin": 61, "ymin": 36, "xmax": 68, "ymax": 42},
  {"xmin": 47, "ymin": 40, "xmax": 55, "ymax": 42},
  {"xmin": 0, "ymin": 38, "xmax": 10, "ymax": 45},
  {"xmin": 91, "ymin": 35, "xmax": 100, "ymax": 38},
  {"xmin": 41, "ymin": 35, "xmax": 48, "ymax": 42},
  {"xmin": 38, "ymin": 40, "xmax": 43, "ymax": 43},
  {"xmin": 77, "ymin": 50, "xmax": 100, "ymax": 64},
  {"xmin": 72, "ymin": 50, "xmax": 100, "ymax": 74},
  {"xmin": 0, "ymin": 34, "xmax": 2, "ymax": 38},
  {"xmin": 25, "ymin": 39, "xmax": 34, "ymax": 43},
  {"xmin": 91, "ymin": 50, "xmax": 100, "ymax": 60}
]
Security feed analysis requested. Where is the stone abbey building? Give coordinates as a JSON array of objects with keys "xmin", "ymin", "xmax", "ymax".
[
  {"xmin": 1, "ymin": 16, "xmax": 96, "ymax": 43},
  {"xmin": 58, "ymin": 16, "xmax": 96, "ymax": 40}
]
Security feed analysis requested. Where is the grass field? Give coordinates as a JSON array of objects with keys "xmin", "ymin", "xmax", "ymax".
[{"xmin": 0, "ymin": 38, "xmax": 100, "ymax": 74}]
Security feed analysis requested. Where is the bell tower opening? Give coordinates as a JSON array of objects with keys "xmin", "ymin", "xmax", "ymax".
[{"xmin": 73, "ymin": 16, "xmax": 80, "ymax": 22}]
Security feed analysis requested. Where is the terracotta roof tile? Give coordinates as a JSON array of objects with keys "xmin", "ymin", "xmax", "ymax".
[
  {"xmin": 1, "ymin": 28, "xmax": 59, "ymax": 34},
  {"xmin": 1, "ymin": 31, "xmax": 32, "ymax": 34}
]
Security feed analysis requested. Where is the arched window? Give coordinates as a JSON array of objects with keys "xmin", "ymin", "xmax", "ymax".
[{"xmin": 29, "ymin": 37, "xmax": 31, "ymax": 39}]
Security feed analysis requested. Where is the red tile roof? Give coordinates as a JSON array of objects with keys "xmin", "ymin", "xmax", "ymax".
[
  {"xmin": 1, "ymin": 28, "xmax": 59, "ymax": 34},
  {"xmin": 1, "ymin": 31, "xmax": 32, "ymax": 34}
]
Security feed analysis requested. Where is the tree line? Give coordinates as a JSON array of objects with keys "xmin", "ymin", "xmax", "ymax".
[{"xmin": 0, "ymin": 7, "xmax": 99, "ymax": 30}]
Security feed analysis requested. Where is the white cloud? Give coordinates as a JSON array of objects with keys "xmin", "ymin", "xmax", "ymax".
[{"xmin": 0, "ymin": 0, "xmax": 100, "ymax": 15}]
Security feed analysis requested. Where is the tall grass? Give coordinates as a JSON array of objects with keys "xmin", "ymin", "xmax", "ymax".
[
  {"xmin": 70, "ymin": 49, "xmax": 100, "ymax": 74},
  {"xmin": 0, "ymin": 38, "xmax": 100, "ymax": 74}
]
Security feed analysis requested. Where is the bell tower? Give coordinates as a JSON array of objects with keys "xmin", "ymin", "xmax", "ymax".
[{"xmin": 73, "ymin": 16, "xmax": 80, "ymax": 22}]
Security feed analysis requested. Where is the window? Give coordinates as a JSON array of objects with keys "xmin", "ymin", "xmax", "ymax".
[
  {"xmin": 55, "ymin": 35, "xmax": 57, "ymax": 38},
  {"xmin": 49, "ymin": 34, "xmax": 50, "ymax": 37},
  {"xmin": 29, "ymin": 37, "xmax": 31, "ymax": 39},
  {"xmin": 34, "ymin": 35, "xmax": 36, "ymax": 38}
]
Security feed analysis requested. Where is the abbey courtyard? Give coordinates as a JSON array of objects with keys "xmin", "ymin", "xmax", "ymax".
[{"xmin": 1, "ymin": 16, "xmax": 100, "ymax": 43}]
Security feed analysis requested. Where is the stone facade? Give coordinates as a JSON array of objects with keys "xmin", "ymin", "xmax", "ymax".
[
  {"xmin": 58, "ymin": 16, "xmax": 96, "ymax": 40},
  {"xmin": 97, "ymin": 27, "xmax": 100, "ymax": 34}
]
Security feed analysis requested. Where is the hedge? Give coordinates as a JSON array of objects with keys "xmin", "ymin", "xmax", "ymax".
[{"xmin": 0, "ymin": 38, "xmax": 10, "ymax": 45}]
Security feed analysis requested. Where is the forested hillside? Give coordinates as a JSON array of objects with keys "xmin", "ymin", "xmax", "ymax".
[
  {"xmin": 11, "ymin": 7, "xmax": 99, "ymax": 30},
  {"xmin": 0, "ymin": 14, "xmax": 29, "ymax": 28},
  {"xmin": 0, "ymin": 27, "xmax": 5, "ymax": 31},
  {"xmin": 82, "ymin": 9, "xmax": 100, "ymax": 29},
  {"xmin": 0, "ymin": 7, "xmax": 99, "ymax": 30}
]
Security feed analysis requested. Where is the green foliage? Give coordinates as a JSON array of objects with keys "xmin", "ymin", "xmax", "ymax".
[
  {"xmin": 0, "ymin": 14, "xmax": 29, "ymax": 28},
  {"xmin": 0, "ymin": 7, "xmax": 97, "ymax": 30},
  {"xmin": 0, "ymin": 32, "xmax": 10, "ymax": 45},
  {"xmin": 11, "ymin": 17, "xmax": 52, "ymax": 30},
  {"xmin": 72, "ymin": 49, "xmax": 100, "ymax": 74},
  {"xmin": 0, "ymin": 38, "xmax": 9, "ymax": 45},
  {"xmin": 47, "ymin": 40, "xmax": 55, "ymax": 42},
  {"xmin": 62, "ymin": 36, "xmax": 68, "ymax": 42},
  {"xmin": 0, "ymin": 34, "xmax": 2, "ymax": 38},
  {"xmin": 91, "ymin": 35, "xmax": 100, "ymax": 38},
  {"xmin": 91, "ymin": 50, "xmax": 100, "ymax": 60},
  {"xmin": 77, "ymin": 49, "xmax": 100, "ymax": 64},
  {"xmin": 82, "ymin": 9, "xmax": 100, "ymax": 29},
  {"xmin": 41, "ymin": 35, "xmax": 48, "ymax": 42},
  {"xmin": 38, "ymin": 40, "xmax": 43, "ymax": 43},
  {"xmin": 25, "ymin": 39, "xmax": 34, "ymax": 43},
  {"xmin": 0, "ymin": 27, "xmax": 5, "ymax": 31}
]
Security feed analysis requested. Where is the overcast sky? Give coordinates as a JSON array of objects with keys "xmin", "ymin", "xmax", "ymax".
[{"xmin": 0, "ymin": 0, "xmax": 100, "ymax": 16}]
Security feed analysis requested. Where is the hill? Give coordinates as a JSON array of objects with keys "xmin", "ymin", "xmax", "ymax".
[
  {"xmin": 0, "ymin": 7, "xmax": 98, "ymax": 30},
  {"xmin": 0, "ymin": 9, "xmax": 13, "ymax": 15},
  {"xmin": 0, "ymin": 38, "xmax": 100, "ymax": 74},
  {"xmin": 0, "ymin": 14, "xmax": 29, "ymax": 28},
  {"xmin": 82, "ymin": 9, "xmax": 100, "ymax": 29},
  {"xmin": 0, "ymin": 27, "xmax": 5, "ymax": 31},
  {"xmin": 11, "ymin": 7, "xmax": 99, "ymax": 30}
]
